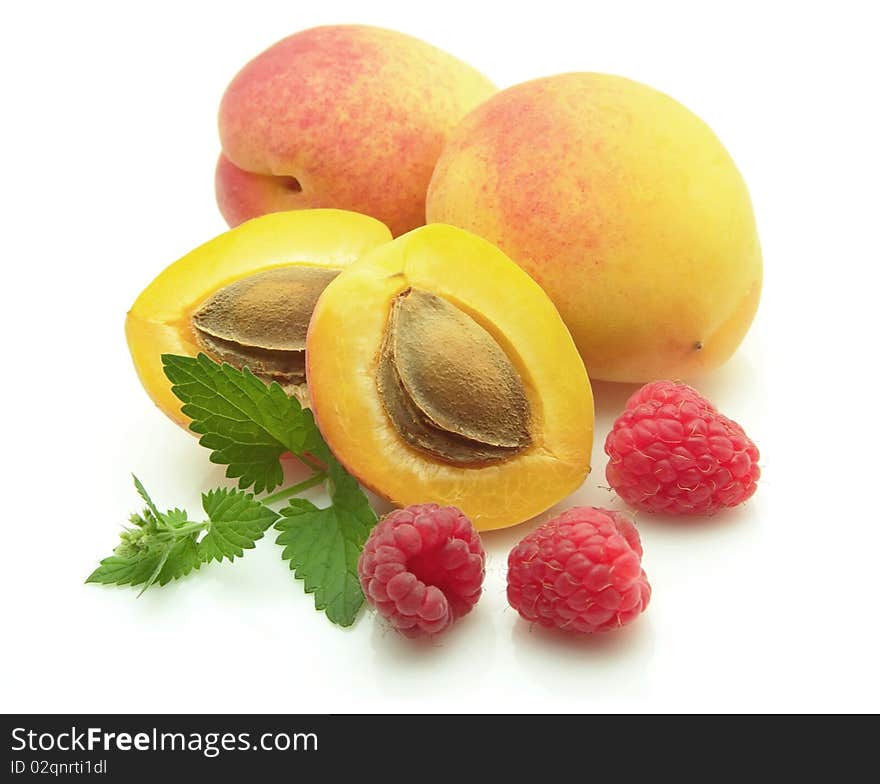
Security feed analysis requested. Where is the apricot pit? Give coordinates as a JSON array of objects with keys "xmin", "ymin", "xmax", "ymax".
[
  {"xmin": 192, "ymin": 266, "xmax": 340, "ymax": 392},
  {"xmin": 125, "ymin": 209, "xmax": 392, "ymax": 428},
  {"xmin": 377, "ymin": 288, "xmax": 532, "ymax": 465},
  {"xmin": 307, "ymin": 224, "xmax": 594, "ymax": 530}
]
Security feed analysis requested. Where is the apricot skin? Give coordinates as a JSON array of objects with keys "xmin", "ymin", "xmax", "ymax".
[
  {"xmin": 426, "ymin": 73, "xmax": 763, "ymax": 383},
  {"xmin": 125, "ymin": 209, "xmax": 392, "ymax": 429},
  {"xmin": 307, "ymin": 224, "xmax": 594, "ymax": 531},
  {"xmin": 217, "ymin": 25, "xmax": 496, "ymax": 237}
]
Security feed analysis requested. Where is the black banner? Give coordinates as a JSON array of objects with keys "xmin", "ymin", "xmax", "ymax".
[{"xmin": 1, "ymin": 714, "xmax": 870, "ymax": 779}]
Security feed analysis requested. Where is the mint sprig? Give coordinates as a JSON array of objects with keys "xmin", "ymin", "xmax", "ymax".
[
  {"xmin": 87, "ymin": 476, "xmax": 276, "ymax": 594},
  {"xmin": 89, "ymin": 354, "xmax": 379, "ymax": 628}
]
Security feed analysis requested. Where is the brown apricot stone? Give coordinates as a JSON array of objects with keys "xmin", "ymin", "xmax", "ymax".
[
  {"xmin": 377, "ymin": 288, "xmax": 531, "ymax": 465},
  {"xmin": 192, "ymin": 266, "xmax": 339, "ymax": 390}
]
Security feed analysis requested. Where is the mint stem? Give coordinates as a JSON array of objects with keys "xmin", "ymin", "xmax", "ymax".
[
  {"xmin": 262, "ymin": 472, "xmax": 327, "ymax": 506},
  {"xmin": 169, "ymin": 521, "xmax": 209, "ymax": 536}
]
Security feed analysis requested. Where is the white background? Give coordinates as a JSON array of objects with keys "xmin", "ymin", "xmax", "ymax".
[{"xmin": 2, "ymin": 0, "xmax": 878, "ymax": 713}]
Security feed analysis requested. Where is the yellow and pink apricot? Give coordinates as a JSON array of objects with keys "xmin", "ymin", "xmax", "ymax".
[
  {"xmin": 427, "ymin": 73, "xmax": 763, "ymax": 382},
  {"xmin": 216, "ymin": 25, "xmax": 496, "ymax": 237}
]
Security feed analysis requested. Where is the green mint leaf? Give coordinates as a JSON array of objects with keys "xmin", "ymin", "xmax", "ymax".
[
  {"xmin": 86, "ymin": 523, "xmax": 203, "ymax": 592},
  {"xmin": 87, "ymin": 478, "xmax": 202, "ymax": 592},
  {"xmin": 162, "ymin": 353, "xmax": 319, "ymax": 493},
  {"xmin": 132, "ymin": 474, "xmax": 162, "ymax": 522},
  {"xmin": 161, "ymin": 508, "xmax": 190, "ymax": 529},
  {"xmin": 275, "ymin": 450, "xmax": 377, "ymax": 627},
  {"xmin": 198, "ymin": 488, "xmax": 279, "ymax": 564}
]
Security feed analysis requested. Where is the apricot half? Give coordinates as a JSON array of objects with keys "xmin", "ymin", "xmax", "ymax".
[
  {"xmin": 306, "ymin": 224, "xmax": 594, "ymax": 530},
  {"xmin": 126, "ymin": 209, "xmax": 392, "ymax": 427}
]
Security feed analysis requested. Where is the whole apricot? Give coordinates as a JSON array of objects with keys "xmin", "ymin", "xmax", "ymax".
[
  {"xmin": 217, "ymin": 25, "xmax": 496, "ymax": 237},
  {"xmin": 427, "ymin": 73, "xmax": 762, "ymax": 382}
]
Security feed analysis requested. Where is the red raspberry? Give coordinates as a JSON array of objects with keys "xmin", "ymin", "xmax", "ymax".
[
  {"xmin": 358, "ymin": 504, "xmax": 485, "ymax": 638},
  {"xmin": 507, "ymin": 507, "xmax": 650, "ymax": 633},
  {"xmin": 604, "ymin": 380, "xmax": 760, "ymax": 515}
]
